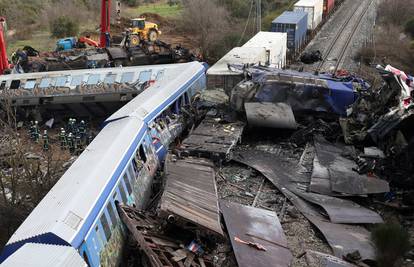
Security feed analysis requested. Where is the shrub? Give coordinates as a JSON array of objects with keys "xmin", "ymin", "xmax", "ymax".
[
  {"xmin": 121, "ymin": 0, "xmax": 140, "ymax": 7},
  {"xmin": 50, "ymin": 16, "xmax": 79, "ymax": 38},
  {"xmin": 372, "ymin": 223, "xmax": 411, "ymax": 267},
  {"xmin": 405, "ymin": 17, "xmax": 414, "ymax": 37}
]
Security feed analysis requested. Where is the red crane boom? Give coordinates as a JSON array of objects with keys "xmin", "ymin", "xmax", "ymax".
[
  {"xmin": 100, "ymin": 0, "xmax": 111, "ymax": 48},
  {"xmin": 0, "ymin": 17, "xmax": 10, "ymax": 74}
]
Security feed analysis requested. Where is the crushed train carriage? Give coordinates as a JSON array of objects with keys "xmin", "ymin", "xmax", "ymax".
[{"xmin": 0, "ymin": 61, "xmax": 207, "ymax": 267}]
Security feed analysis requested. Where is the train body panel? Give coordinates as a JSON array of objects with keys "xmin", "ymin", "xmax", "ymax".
[{"xmin": 0, "ymin": 61, "xmax": 207, "ymax": 267}]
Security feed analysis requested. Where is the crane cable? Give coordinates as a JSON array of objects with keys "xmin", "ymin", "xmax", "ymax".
[{"xmin": 237, "ymin": 0, "xmax": 255, "ymax": 46}]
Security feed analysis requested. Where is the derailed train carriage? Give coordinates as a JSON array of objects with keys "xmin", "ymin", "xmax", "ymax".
[{"xmin": 0, "ymin": 61, "xmax": 207, "ymax": 267}]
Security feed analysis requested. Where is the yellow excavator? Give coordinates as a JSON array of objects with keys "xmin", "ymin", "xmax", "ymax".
[{"xmin": 129, "ymin": 18, "xmax": 161, "ymax": 46}]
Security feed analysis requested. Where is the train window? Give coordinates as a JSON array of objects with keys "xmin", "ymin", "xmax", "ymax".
[
  {"xmin": 139, "ymin": 145, "xmax": 147, "ymax": 163},
  {"xmin": 71, "ymin": 75, "xmax": 83, "ymax": 86},
  {"xmin": 155, "ymin": 70, "xmax": 165, "ymax": 81},
  {"xmin": 123, "ymin": 173, "xmax": 132, "ymax": 195},
  {"xmin": 87, "ymin": 74, "xmax": 100, "ymax": 85},
  {"xmin": 56, "ymin": 76, "xmax": 68, "ymax": 87},
  {"xmin": 0, "ymin": 81, "xmax": 5, "ymax": 90},
  {"xmin": 10, "ymin": 80, "xmax": 21, "ymax": 89},
  {"xmin": 113, "ymin": 191, "xmax": 119, "ymax": 203},
  {"xmin": 118, "ymin": 183, "xmax": 127, "ymax": 203},
  {"xmin": 24, "ymin": 79, "xmax": 36, "ymax": 89},
  {"xmin": 95, "ymin": 226, "xmax": 104, "ymax": 247},
  {"xmin": 106, "ymin": 202, "xmax": 117, "ymax": 227},
  {"xmin": 104, "ymin": 74, "xmax": 117, "ymax": 84},
  {"xmin": 39, "ymin": 78, "xmax": 51, "ymax": 88},
  {"xmin": 128, "ymin": 165, "xmax": 135, "ymax": 180},
  {"xmin": 184, "ymin": 92, "xmax": 190, "ymax": 105},
  {"xmin": 131, "ymin": 158, "xmax": 138, "ymax": 173},
  {"xmin": 100, "ymin": 213, "xmax": 111, "ymax": 241},
  {"xmin": 121, "ymin": 72, "xmax": 134, "ymax": 83},
  {"xmin": 138, "ymin": 70, "xmax": 152, "ymax": 83}
]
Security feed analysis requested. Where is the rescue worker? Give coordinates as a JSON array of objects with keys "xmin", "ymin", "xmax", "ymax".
[
  {"xmin": 42, "ymin": 130, "xmax": 49, "ymax": 152},
  {"xmin": 59, "ymin": 128, "xmax": 67, "ymax": 149},
  {"xmin": 79, "ymin": 120, "xmax": 86, "ymax": 138},
  {"xmin": 88, "ymin": 134, "xmax": 94, "ymax": 145},
  {"xmin": 34, "ymin": 121, "xmax": 40, "ymax": 143},
  {"xmin": 68, "ymin": 133, "xmax": 75, "ymax": 154},
  {"xmin": 29, "ymin": 121, "xmax": 36, "ymax": 141},
  {"xmin": 75, "ymin": 135, "xmax": 82, "ymax": 155}
]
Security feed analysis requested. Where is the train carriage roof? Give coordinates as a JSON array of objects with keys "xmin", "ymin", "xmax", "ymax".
[
  {"xmin": 105, "ymin": 61, "xmax": 206, "ymax": 123},
  {"xmin": 7, "ymin": 117, "xmax": 145, "ymax": 247},
  {"xmin": 2, "ymin": 243, "xmax": 87, "ymax": 267}
]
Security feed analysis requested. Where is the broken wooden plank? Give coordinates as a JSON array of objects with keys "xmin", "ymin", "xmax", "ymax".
[
  {"xmin": 180, "ymin": 118, "xmax": 244, "ymax": 161},
  {"xmin": 160, "ymin": 156, "xmax": 224, "ymax": 237}
]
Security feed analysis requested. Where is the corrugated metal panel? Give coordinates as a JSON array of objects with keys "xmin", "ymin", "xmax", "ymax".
[
  {"xmin": 207, "ymin": 47, "xmax": 267, "ymax": 76},
  {"xmin": 271, "ymin": 11, "xmax": 308, "ymax": 51},
  {"xmin": 1, "ymin": 243, "xmax": 87, "ymax": 267},
  {"xmin": 242, "ymin": 31, "xmax": 287, "ymax": 68},
  {"xmin": 294, "ymin": 0, "xmax": 324, "ymax": 30}
]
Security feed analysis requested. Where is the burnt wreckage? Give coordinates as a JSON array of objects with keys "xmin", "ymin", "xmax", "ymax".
[
  {"xmin": 112, "ymin": 64, "xmax": 414, "ymax": 267},
  {"xmin": 12, "ymin": 40, "xmax": 198, "ymax": 73}
]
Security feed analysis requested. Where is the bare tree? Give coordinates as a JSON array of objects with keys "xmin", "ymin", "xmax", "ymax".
[
  {"xmin": 179, "ymin": 0, "xmax": 231, "ymax": 59},
  {"xmin": 0, "ymin": 100, "xmax": 72, "ymax": 249},
  {"xmin": 377, "ymin": 0, "xmax": 414, "ymax": 26}
]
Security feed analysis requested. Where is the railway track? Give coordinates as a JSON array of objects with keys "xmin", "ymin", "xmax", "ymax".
[{"xmin": 316, "ymin": 0, "xmax": 374, "ymax": 72}]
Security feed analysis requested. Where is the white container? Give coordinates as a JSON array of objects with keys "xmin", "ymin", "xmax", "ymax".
[
  {"xmin": 242, "ymin": 31, "xmax": 287, "ymax": 69},
  {"xmin": 294, "ymin": 0, "xmax": 324, "ymax": 30},
  {"xmin": 207, "ymin": 47, "xmax": 267, "ymax": 76}
]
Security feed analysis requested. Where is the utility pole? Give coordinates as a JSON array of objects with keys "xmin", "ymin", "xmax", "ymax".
[{"xmin": 256, "ymin": 0, "xmax": 261, "ymax": 33}]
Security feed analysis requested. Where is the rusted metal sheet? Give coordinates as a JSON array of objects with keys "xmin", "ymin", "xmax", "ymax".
[
  {"xmin": 220, "ymin": 200, "xmax": 293, "ymax": 267},
  {"xmin": 160, "ymin": 156, "xmax": 223, "ymax": 237},
  {"xmin": 330, "ymin": 169, "xmax": 390, "ymax": 195},
  {"xmin": 180, "ymin": 118, "xmax": 244, "ymax": 161},
  {"xmin": 314, "ymin": 136, "xmax": 390, "ymax": 195},
  {"xmin": 234, "ymin": 149, "xmax": 383, "ymax": 223},
  {"xmin": 310, "ymin": 155, "xmax": 334, "ymax": 195},
  {"xmin": 281, "ymin": 189, "xmax": 376, "ymax": 261},
  {"xmin": 305, "ymin": 250, "xmax": 358, "ymax": 267},
  {"xmin": 244, "ymin": 102, "xmax": 297, "ymax": 129},
  {"xmin": 234, "ymin": 149, "xmax": 310, "ymax": 184},
  {"xmin": 233, "ymin": 149, "xmax": 377, "ymax": 260},
  {"xmin": 293, "ymin": 190, "xmax": 383, "ymax": 224}
]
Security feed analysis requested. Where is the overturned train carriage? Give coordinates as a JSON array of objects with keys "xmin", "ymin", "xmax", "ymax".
[
  {"xmin": 0, "ymin": 61, "xmax": 207, "ymax": 267},
  {"xmin": 0, "ymin": 64, "xmax": 195, "ymax": 119}
]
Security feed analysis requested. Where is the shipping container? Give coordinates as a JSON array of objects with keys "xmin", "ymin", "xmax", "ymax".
[
  {"xmin": 294, "ymin": 0, "xmax": 324, "ymax": 30},
  {"xmin": 207, "ymin": 47, "xmax": 267, "ymax": 92},
  {"xmin": 323, "ymin": 0, "xmax": 335, "ymax": 18},
  {"xmin": 271, "ymin": 11, "xmax": 308, "ymax": 52},
  {"xmin": 242, "ymin": 31, "xmax": 287, "ymax": 68}
]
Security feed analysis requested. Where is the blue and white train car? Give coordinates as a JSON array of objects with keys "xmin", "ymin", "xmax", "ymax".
[{"xmin": 0, "ymin": 61, "xmax": 207, "ymax": 267}]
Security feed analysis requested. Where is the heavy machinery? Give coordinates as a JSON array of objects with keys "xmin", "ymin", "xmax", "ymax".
[{"xmin": 129, "ymin": 18, "xmax": 161, "ymax": 46}]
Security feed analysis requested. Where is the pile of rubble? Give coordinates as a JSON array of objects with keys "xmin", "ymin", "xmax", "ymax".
[
  {"xmin": 119, "ymin": 64, "xmax": 414, "ymax": 267},
  {"xmin": 12, "ymin": 40, "xmax": 198, "ymax": 73}
]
